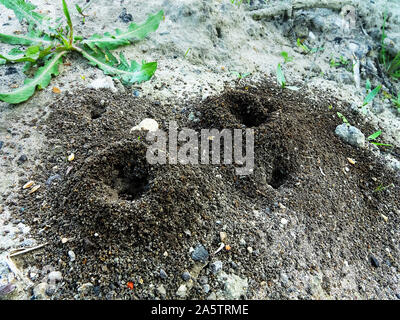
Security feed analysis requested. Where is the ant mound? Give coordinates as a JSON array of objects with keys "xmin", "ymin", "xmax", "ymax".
[{"xmin": 15, "ymin": 81, "xmax": 400, "ymax": 299}]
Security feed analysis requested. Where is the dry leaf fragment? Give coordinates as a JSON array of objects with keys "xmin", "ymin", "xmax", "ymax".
[
  {"xmin": 23, "ymin": 181, "xmax": 34, "ymax": 189},
  {"xmin": 52, "ymin": 87, "xmax": 61, "ymax": 94},
  {"xmin": 28, "ymin": 185, "xmax": 40, "ymax": 194},
  {"xmin": 347, "ymin": 158, "xmax": 356, "ymax": 165}
]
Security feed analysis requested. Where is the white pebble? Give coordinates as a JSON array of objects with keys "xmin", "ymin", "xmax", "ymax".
[
  {"xmin": 130, "ymin": 118, "xmax": 159, "ymax": 133},
  {"xmin": 68, "ymin": 250, "xmax": 76, "ymax": 262},
  {"xmin": 280, "ymin": 218, "xmax": 288, "ymax": 225}
]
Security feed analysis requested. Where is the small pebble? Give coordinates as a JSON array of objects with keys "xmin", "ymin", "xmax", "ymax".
[
  {"xmin": 191, "ymin": 244, "xmax": 209, "ymax": 262},
  {"xmin": 370, "ymin": 255, "xmax": 380, "ymax": 268},
  {"xmin": 5, "ymin": 67, "xmax": 17, "ymax": 75},
  {"xmin": 159, "ymin": 269, "xmax": 168, "ymax": 279},
  {"xmin": 176, "ymin": 284, "xmax": 187, "ymax": 298},
  {"xmin": 46, "ymin": 174, "xmax": 61, "ymax": 186},
  {"xmin": 199, "ymin": 276, "xmax": 208, "ymax": 285},
  {"xmin": 68, "ymin": 250, "xmax": 76, "ymax": 262},
  {"xmin": 17, "ymin": 155, "xmax": 27, "ymax": 163},
  {"xmin": 119, "ymin": 8, "xmax": 133, "ymax": 23},
  {"xmin": 157, "ymin": 285, "xmax": 166, "ymax": 296},
  {"xmin": 182, "ymin": 271, "xmax": 191, "ymax": 281},
  {"xmin": 48, "ymin": 271, "xmax": 62, "ymax": 282},
  {"xmin": 210, "ymin": 261, "xmax": 223, "ymax": 274},
  {"xmin": 220, "ymin": 232, "xmax": 227, "ymax": 242}
]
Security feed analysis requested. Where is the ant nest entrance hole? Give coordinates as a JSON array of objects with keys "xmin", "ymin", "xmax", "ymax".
[
  {"xmin": 269, "ymin": 162, "xmax": 291, "ymax": 189},
  {"xmin": 110, "ymin": 162, "xmax": 150, "ymax": 201},
  {"xmin": 95, "ymin": 142, "xmax": 154, "ymax": 202},
  {"xmin": 228, "ymin": 90, "xmax": 274, "ymax": 127}
]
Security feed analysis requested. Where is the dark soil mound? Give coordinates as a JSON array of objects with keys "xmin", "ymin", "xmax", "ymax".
[{"xmin": 13, "ymin": 80, "xmax": 400, "ymax": 300}]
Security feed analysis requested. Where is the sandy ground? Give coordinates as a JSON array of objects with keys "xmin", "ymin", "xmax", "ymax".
[{"xmin": 0, "ymin": 0, "xmax": 399, "ymax": 300}]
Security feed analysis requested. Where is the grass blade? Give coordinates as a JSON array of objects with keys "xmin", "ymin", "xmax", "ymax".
[
  {"xmin": 276, "ymin": 63, "xmax": 286, "ymax": 88},
  {"xmin": 363, "ymin": 85, "xmax": 381, "ymax": 106},
  {"xmin": 62, "ymin": 0, "xmax": 73, "ymax": 45},
  {"xmin": 367, "ymin": 130, "xmax": 382, "ymax": 140}
]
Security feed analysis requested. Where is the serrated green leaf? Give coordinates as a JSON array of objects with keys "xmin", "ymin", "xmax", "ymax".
[
  {"xmin": 81, "ymin": 10, "xmax": 163, "ymax": 50},
  {"xmin": 0, "ymin": 50, "xmax": 66, "ymax": 104},
  {"xmin": 0, "ymin": 29, "xmax": 53, "ymax": 46},
  {"xmin": 79, "ymin": 46, "xmax": 157, "ymax": 85},
  {"xmin": 8, "ymin": 47, "xmax": 24, "ymax": 55},
  {"xmin": 0, "ymin": 0, "xmax": 44, "ymax": 26},
  {"xmin": 0, "ymin": 45, "xmax": 53, "ymax": 64}
]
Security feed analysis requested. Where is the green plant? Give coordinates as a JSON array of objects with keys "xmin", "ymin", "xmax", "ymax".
[
  {"xmin": 231, "ymin": 71, "xmax": 250, "ymax": 79},
  {"xmin": 391, "ymin": 92, "xmax": 400, "ymax": 112},
  {"xmin": 184, "ymin": 48, "xmax": 191, "ymax": 58},
  {"xmin": 330, "ymin": 55, "xmax": 349, "ymax": 68},
  {"xmin": 75, "ymin": 1, "xmax": 91, "ymax": 24},
  {"xmin": 280, "ymin": 51, "xmax": 293, "ymax": 63},
  {"xmin": 374, "ymin": 183, "xmax": 394, "ymax": 192},
  {"xmin": 0, "ymin": 0, "xmax": 164, "ymax": 104},
  {"xmin": 230, "ymin": 0, "xmax": 250, "ymax": 6},
  {"xmin": 336, "ymin": 112, "xmax": 350, "ymax": 126},
  {"xmin": 367, "ymin": 130, "xmax": 393, "ymax": 147},
  {"xmin": 365, "ymin": 78, "xmax": 371, "ymax": 92},
  {"xmin": 379, "ymin": 11, "xmax": 400, "ymax": 79},
  {"xmin": 297, "ymin": 38, "xmax": 310, "ymax": 54},
  {"xmin": 362, "ymin": 85, "xmax": 381, "ymax": 107},
  {"xmin": 276, "ymin": 63, "xmax": 285, "ymax": 88},
  {"xmin": 297, "ymin": 38, "xmax": 324, "ymax": 55}
]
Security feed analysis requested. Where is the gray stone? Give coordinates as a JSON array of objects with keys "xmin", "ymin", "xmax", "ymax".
[
  {"xmin": 182, "ymin": 271, "xmax": 191, "ymax": 281},
  {"xmin": 281, "ymin": 272, "xmax": 290, "ymax": 287},
  {"xmin": 335, "ymin": 124, "xmax": 366, "ymax": 148},
  {"xmin": 218, "ymin": 272, "xmax": 248, "ymax": 300},
  {"xmin": 48, "ymin": 271, "xmax": 62, "ymax": 283},
  {"xmin": 160, "ymin": 269, "xmax": 168, "ymax": 279},
  {"xmin": 33, "ymin": 282, "xmax": 49, "ymax": 300},
  {"xmin": 78, "ymin": 282, "xmax": 94, "ymax": 295},
  {"xmin": 176, "ymin": 284, "xmax": 187, "ymax": 298},
  {"xmin": 203, "ymin": 284, "xmax": 211, "ymax": 293},
  {"xmin": 191, "ymin": 244, "xmax": 209, "ymax": 262},
  {"xmin": 68, "ymin": 250, "xmax": 76, "ymax": 262},
  {"xmin": 45, "ymin": 284, "xmax": 56, "ymax": 296},
  {"xmin": 45, "ymin": 174, "xmax": 62, "ymax": 186},
  {"xmin": 207, "ymin": 292, "xmax": 217, "ymax": 300},
  {"xmin": 199, "ymin": 276, "xmax": 208, "ymax": 285},
  {"xmin": 157, "ymin": 284, "xmax": 167, "ymax": 296},
  {"xmin": 210, "ymin": 261, "xmax": 223, "ymax": 275}
]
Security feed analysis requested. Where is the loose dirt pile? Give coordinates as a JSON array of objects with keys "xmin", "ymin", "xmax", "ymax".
[{"xmin": 8, "ymin": 79, "xmax": 400, "ymax": 299}]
